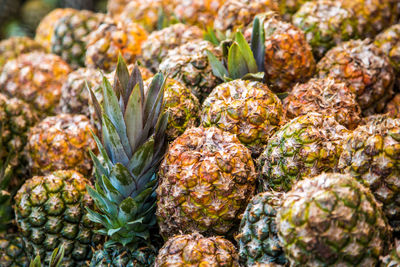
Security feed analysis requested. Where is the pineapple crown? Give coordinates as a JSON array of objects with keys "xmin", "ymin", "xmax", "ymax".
[
  {"xmin": 86, "ymin": 55, "xmax": 168, "ymax": 249},
  {"xmin": 206, "ymin": 16, "xmax": 265, "ymax": 82}
]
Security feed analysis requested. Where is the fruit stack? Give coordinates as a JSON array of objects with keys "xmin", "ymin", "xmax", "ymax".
[{"xmin": 1, "ymin": 0, "xmax": 400, "ymax": 266}]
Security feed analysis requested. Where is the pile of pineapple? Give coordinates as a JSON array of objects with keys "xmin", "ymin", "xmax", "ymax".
[{"xmin": 2, "ymin": 0, "xmax": 400, "ymax": 266}]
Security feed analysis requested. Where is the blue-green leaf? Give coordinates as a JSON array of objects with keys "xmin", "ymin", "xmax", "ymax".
[
  {"xmin": 251, "ymin": 17, "xmax": 265, "ymax": 72},
  {"xmin": 206, "ymin": 50, "xmax": 228, "ymax": 80},
  {"xmin": 102, "ymin": 115, "xmax": 130, "ymax": 165},
  {"xmin": 228, "ymin": 43, "xmax": 248, "ymax": 79},
  {"xmin": 235, "ymin": 31, "xmax": 258, "ymax": 73},
  {"xmin": 124, "ymin": 83, "xmax": 143, "ymax": 154}
]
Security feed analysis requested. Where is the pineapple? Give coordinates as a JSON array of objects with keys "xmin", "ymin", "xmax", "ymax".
[
  {"xmin": 277, "ymin": 0, "xmax": 310, "ymax": 21},
  {"xmin": 14, "ymin": 170, "xmax": 101, "ymax": 266},
  {"xmin": 244, "ymin": 12, "xmax": 315, "ymax": 93},
  {"xmin": 214, "ymin": 0, "xmax": 279, "ymax": 34},
  {"xmin": 317, "ymin": 39, "xmax": 395, "ymax": 116},
  {"xmin": 0, "ymin": 37, "xmax": 45, "ymax": 72},
  {"xmin": 257, "ymin": 113, "xmax": 349, "ymax": 192},
  {"xmin": 159, "ymin": 40, "xmax": 223, "ymax": 102},
  {"xmin": 172, "ymin": 0, "xmax": 224, "ymax": 28},
  {"xmin": 283, "ymin": 78, "xmax": 361, "ymax": 130},
  {"xmin": 0, "ymin": 52, "xmax": 72, "ymax": 116},
  {"xmin": 27, "ymin": 114, "xmax": 97, "ymax": 176},
  {"xmin": 277, "ymin": 173, "xmax": 392, "ymax": 266},
  {"xmin": 236, "ymin": 191, "xmax": 286, "ymax": 266},
  {"xmin": 119, "ymin": 0, "xmax": 173, "ymax": 32},
  {"xmin": 57, "ymin": 68, "xmax": 103, "ymax": 118},
  {"xmin": 382, "ymin": 239, "xmax": 400, "ymax": 267},
  {"xmin": 35, "ymin": 8, "xmax": 77, "ymax": 52},
  {"xmin": 338, "ymin": 116, "xmax": 400, "ymax": 234},
  {"xmin": 292, "ymin": 0, "xmax": 359, "ymax": 60},
  {"xmin": 339, "ymin": 0, "xmax": 397, "ymax": 38},
  {"xmin": 51, "ymin": 10, "xmax": 105, "ymax": 69},
  {"xmin": 0, "ymin": 93, "xmax": 39, "ymax": 181},
  {"xmin": 0, "ymin": 233, "xmax": 28, "ymax": 266},
  {"xmin": 85, "ymin": 58, "xmax": 169, "ymax": 265},
  {"xmin": 85, "ymin": 19, "xmax": 148, "ymax": 72},
  {"xmin": 385, "ymin": 94, "xmax": 400, "ymax": 118},
  {"xmin": 201, "ymin": 80, "xmax": 284, "ymax": 157},
  {"xmin": 154, "ymin": 233, "xmax": 240, "ymax": 266},
  {"xmin": 145, "ymin": 77, "xmax": 200, "ymax": 141},
  {"xmin": 140, "ymin": 23, "xmax": 204, "ymax": 73},
  {"xmin": 374, "ymin": 23, "xmax": 400, "ymax": 90},
  {"xmin": 157, "ymin": 126, "xmax": 257, "ymax": 239}
]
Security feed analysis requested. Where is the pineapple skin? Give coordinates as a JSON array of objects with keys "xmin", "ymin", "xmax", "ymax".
[
  {"xmin": 140, "ymin": 23, "xmax": 204, "ymax": 73},
  {"xmin": 201, "ymin": 80, "xmax": 284, "ymax": 157},
  {"xmin": 214, "ymin": 0, "xmax": 279, "ymax": 34},
  {"xmin": 338, "ymin": 116, "xmax": 400, "ymax": 234},
  {"xmin": 156, "ymin": 126, "xmax": 257, "ymax": 239},
  {"xmin": 0, "ymin": 52, "xmax": 72, "ymax": 117},
  {"xmin": 155, "ymin": 233, "xmax": 240, "ymax": 266},
  {"xmin": 159, "ymin": 40, "xmax": 223, "ymax": 102},
  {"xmin": 35, "ymin": 8, "xmax": 77, "ymax": 52},
  {"xmin": 277, "ymin": 173, "xmax": 392, "ymax": 266},
  {"xmin": 244, "ymin": 13, "xmax": 316, "ymax": 93},
  {"xmin": 27, "ymin": 114, "xmax": 97, "ymax": 176},
  {"xmin": 145, "ymin": 78, "xmax": 200, "ymax": 141},
  {"xmin": 14, "ymin": 170, "xmax": 102, "ymax": 266},
  {"xmin": 292, "ymin": 0, "xmax": 359, "ymax": 60},
  {"xmin": 0, "ymin": 37, "xmax": 45, "ymax": 72},
  {"xmin": 258, "ymin": 113, "xmax": 349, "ymax": 192},
  {"xmin": 237, "ymin": 191, "xmax": 286, "ymax": 266},
  {"xmin": 51, "ymin": 10, "xmax": 105, "ymax": 69},
  {"xmin": 90, "ymin": 247, "xmax": 156, "ymax": 267},
  {"xmin": 283, "ymin": 78, "xmax": 361, "ymax": 130},
  {"xmin": 317, "ymin": 39, "xmax": 395, "ymax": 116},
  {"xmin": 85, "ymin": 20, "xmax": 148, "ymax": 72},
  {"xmin": 0, "ymin": 233, "xmax": 29, "ymax": 267}
]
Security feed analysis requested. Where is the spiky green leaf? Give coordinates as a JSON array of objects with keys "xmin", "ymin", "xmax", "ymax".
[
  {"xmin": 228, "ymin": 43, "xmax": 249, "ymax": 79},
  {"xmin": 125, "ymin": 83, "xmax": 143, "ymax": 155},
  {"xmin": 207, "ymin": 50, "xmax": 229, "ymax": 81},
  {"xmin": 235, "ymin": 31, "xmax": 258, "ymax": 73},
  {"xmin": 251, "ymin": 17, "xmax": 265, "ymax": 72},
  {"xmin": 102, "ymin": 115, "xmax": 130, "ymax": 165}
]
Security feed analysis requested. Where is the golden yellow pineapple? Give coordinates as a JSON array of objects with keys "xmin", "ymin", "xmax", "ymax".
[
  {"xmin": 214, "ymin": 0, "xmax": 279, "ymax": 34},
  {"xmin": 156, "ymin": 126, "xmax": 257, "ymax": 239},
  {"xmin": 0, "ymin": 52, "xmax": 71, "ymax": 116},
  {"xmin": 0, "ymin": 37, "xmax": 45, "ymax": 72},
  {"xmin": 27, "ymin": 114, "xmax": 97, "ymax": 176},
  {"xmin": 35, "ymin": 8, "xmax": 77, "ymax": 52},
  {"xmin": 244, "ymin": 13, "xmax": 315, "ymax": 93},
  {"xmin": 141, "ymin": 23, "xmax": 204, "ymax": 72},
  {"xmin": 283, "ymin": 78, "xmax": 361, "ymax": 130},
  {"xmin": 85, "ymin": 19, "xmax": 148, "ymax": 72},
  {"xmin": 172, "ymin": 0, "xmax": 224, "ymax": 27},
  {"xmin": 317, "ymin": 39, "xmax": 395, "ymax": 115},
  {"xmin": 201, "ymin": 79, "xmax": 284, "ymax": 157},
  {"xmin": 155, "ymin": 233, "xmax": 240, "ymax": 266}
]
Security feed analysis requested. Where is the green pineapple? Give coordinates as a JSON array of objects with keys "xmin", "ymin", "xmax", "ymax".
[{"xmin": 86, "ymin": 56, "xmax": 169, "ymax": 265}]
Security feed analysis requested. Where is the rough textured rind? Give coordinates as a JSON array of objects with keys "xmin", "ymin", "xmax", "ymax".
[
  {"xmin": 0, "ymin": 52, "xmax": 72, "ymax": 116},
  {"xmin": 51, "ymin": 10, "xmax": 104, "ymax": 69},
  {"xmin": 155, "ymin": 233, "xmax": 240, "ymax": 266},
  {"xmin": 28, "ymin": 114, "xmax": 97, "ymax": 176},
  {"xmin": 35, "ymin": 8, "xmax": 77, "ymax": 52},
  {"xmin": 85, "ymin": 19, "xmax": 148, "ymax": 72},
  {"xmin": 258, "ymin": 113, "xmax": 349, "ymax": 192},
  {"xmin": 90, "ymin": 247, "xmax": 156, "ymax": 267},
  {"xmin": 157, "ymin": 127, "xmax": 256, "ymax": 239},
  {"xmin": 0, "ymin": 37, "xmax": 45, "ymax": 72},
  {"xmin": 0, "ymin": 233, "xmax": 28, "ymax": 267},
  {"xmin": 214, "ymin": 0, "xmax": 279, "ymax": 33},
  {"xmin": 244, "ymin": 14, "xmax": 315, "ymax": 93},
  {"xmin": 159, "ymin": 40, "xmax": 223, "ymax": 102},
  {"xmin": 338, "ymin": 116, "xmax": 400, "ymax": 233},
  {"xmin": 14, "ymin": 170, "xmax": 102, "ymax": 266},
  {"xmin": 141, "ymin": 23, "xmax": 204, "ymax": 73},
  {"xmin": 292, "ymin": 0, "xmax": 359, "ymax": 59},
  {"xmin": 283, "ymin": 78, "xmax": 361, "ymax": 130},
  {"xmin": 201, "ymin": 80, "xmax": 284, "ymax": 157},
  {"xmin": 317, "ymin": 39, "xmax": 395, "ymax": 115},
  {"xmin": 277, "ymin": 173, "xmax": 392, "ymax": 266},
  {"xmin": 237, "ymin": 191, "xmax": 286, "ymax": 266},
  {"xmin": 145, "ymin": 78, "xmax": 200, "ymax": 141}
]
